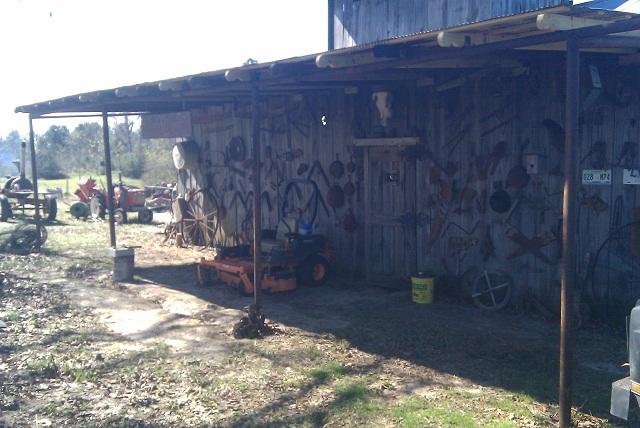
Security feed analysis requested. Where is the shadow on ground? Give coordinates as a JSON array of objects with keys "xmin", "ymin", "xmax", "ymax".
[{"xmin": 135, "ymin": 262, "xmax": 626, "ymax": 421}]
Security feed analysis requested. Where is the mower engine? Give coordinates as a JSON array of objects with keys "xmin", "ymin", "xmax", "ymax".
[{"xmin": 611, "ymin": 301, "xmax": 640, "ymax": 420}]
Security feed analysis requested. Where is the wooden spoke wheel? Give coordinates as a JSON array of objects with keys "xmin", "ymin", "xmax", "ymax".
[
  {"xmin": 182, "ymin": 209, "xmax": 218, "ymax": 247},
  {"xmin": 588, "ymin": 221, "xmax": 640, "ymax": 327},
  {"xmin": 181, "ymin": 190, "xmax": 220, "ymax": 247},
  {"xmin": 471, "ymin": 270, "xmax": 513, "ymax": 311}
]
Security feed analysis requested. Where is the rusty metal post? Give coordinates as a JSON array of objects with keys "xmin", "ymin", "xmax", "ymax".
[
  {"xmin": 559, "ymin": 37, "xmax": 580, "ymax": 428},
  {"xmin": 28, "ymin": 115, "xmax": 41, "ymax": 247},
  {"xmin": 252, "ymin": 78, "xmax": 262, "ymax": 308},
  {"xmin": 102, "ymin": 112, "xmax": 117, "ymax": 248}
]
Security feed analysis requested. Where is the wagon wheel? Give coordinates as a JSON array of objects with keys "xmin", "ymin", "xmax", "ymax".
[
  {"xmin": 180, "ymin": 189, "xmax": 220, "ymax": 247},
  {"xmin": 182, "ymin": 209, "xmax": 218, "ymax": 247},
  {"xmin": 588, "ymin": 221, "xmax": 640, "ymax": 327},
  {"xmin": 472, "ymin": 270, "xmax": 513, "ymax": 311}
]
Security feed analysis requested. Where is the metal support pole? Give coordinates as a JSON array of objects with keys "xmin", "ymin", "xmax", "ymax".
[
  {"xmin": 559, "ymin": 37, "xmax": 580, "ymax": 428},
  {"xmin": 28, "ymin": 115, "xmax": 41, "ymax": 247},
  {"xmin": 102, "ymin": 112, "xmax": 117, "ymax": 248},
  {"xmin": 327, "ymin": 0, "xmax": 335, "ymax": 50},
  {"xmin": 251, "ymin": 78, "xmax": 262, "ymax": 308}
]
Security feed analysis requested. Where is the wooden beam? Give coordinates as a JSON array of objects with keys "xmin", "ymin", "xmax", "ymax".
[
  {"xmin": 353, "ymin": 137, "xmax": 419, "ymax": 147},
  {"xmin": 115, "ymin": 86, "xmax": 137, "ymax": 97},
  {"xmin": 225, "ymin": 67, "xmax": 257, "ymax": 82},
  {"xmin": 581, "ymin": 35, "xmax": 640, "ymax": 48},
  {"xmin": 78, "ymin": 92, "xmax": 101, "ymax": 102},
  {"xmin": 537, "ymin": 13, "xmax": 640, "ymax": 38},
  {"xmin": 298, "ymin": 69, "xmax": 434, "ymax": 82},
  {"xmin": 399, "ymin": 57, "xmax": 523, "ymax": 69},
  {"xmin": 158, "ymin": 80, "xmax": 188, "ymax": 91},
  {"xmin": 316, "ymin": 50, "xmax": 382, "ymax": 68},
  {"xmin": 437, "ymin": 31, "xmax": 509, "ymax": 48},
  {"xmin": 620, "ymin": 52, "xmax": 640, "ymax": 65}
]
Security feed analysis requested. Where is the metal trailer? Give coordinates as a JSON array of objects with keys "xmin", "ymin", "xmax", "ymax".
[{"xmin": 1, "ymin": 141, "xmax": 57, "ymax": 222}]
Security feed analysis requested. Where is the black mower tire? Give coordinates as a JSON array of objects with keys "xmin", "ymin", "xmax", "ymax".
[
  {"xmin": 138, "ymin": 209, "xmax": 153, "ymax": 224},
  {"xmin": 43, "ymin": 196, "xmax": 57, "ymax": 221},
  {"xmin": 0, "ymin": 195, "xmax": 12, "ymax": 222},
  {"xmin": 297, "ymin": 255, "xmax": 329, "ymax": 286},
  {"xmin": 113, "ymin": 208, "xmax": 127, "ymax": 225}
]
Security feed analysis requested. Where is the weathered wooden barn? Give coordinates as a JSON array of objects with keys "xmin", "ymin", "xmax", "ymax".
[{"xmin": 16, "ymin": 0, "xmax": 640, "ymax": 322}]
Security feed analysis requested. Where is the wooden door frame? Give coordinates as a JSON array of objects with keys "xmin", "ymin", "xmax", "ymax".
[{"xmin": 363, "ymin": 144, "xmax": 418, "ymax": 284}]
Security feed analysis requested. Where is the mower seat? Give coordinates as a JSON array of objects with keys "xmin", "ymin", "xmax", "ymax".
[{"xmin": 261, "ymin": 216, "xmax": 297, "ymax": 255}]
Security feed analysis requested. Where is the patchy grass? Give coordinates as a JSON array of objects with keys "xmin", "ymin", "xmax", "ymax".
[
  {"xmin": 27, "ymin": 355, "xmax": 60, "ymax": 378},
  {"xmin": 39, "ymin": 174, "xmax": 145, "ymax": 195},
  {"xmin": 306, "ymin": 361, "xmax": 346, "ymax": 383},
  {"xmin": 0, "ymin": 210, "xmax": 632, "ymax": 427}
]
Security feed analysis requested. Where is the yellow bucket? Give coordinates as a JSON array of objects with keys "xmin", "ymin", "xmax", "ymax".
[{"xmin": 411, "ymin": 274, "xmax": 434, "ymax": 304}]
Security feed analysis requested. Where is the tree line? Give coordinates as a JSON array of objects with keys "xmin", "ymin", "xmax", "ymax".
[{"xmin": 0, "ymin": 118, "xmax": 176, "ymax": 185}]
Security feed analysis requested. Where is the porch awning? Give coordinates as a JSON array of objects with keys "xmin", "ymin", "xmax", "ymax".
[{"xmin": 15, "ymin": 2, "xmax": 640, "ymax": 117}]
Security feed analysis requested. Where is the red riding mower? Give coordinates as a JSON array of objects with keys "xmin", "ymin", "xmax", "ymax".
[{"xmin": 197, "ymin": 179, "xmax": 332, "ymax": 295}]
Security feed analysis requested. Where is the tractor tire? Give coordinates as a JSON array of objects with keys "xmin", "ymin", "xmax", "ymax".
[
  {"xmin": 296, "ymin": 255, "xmax": 329, "ymax": 286},
  {"xmin": 113, "ymin": 208, "xmax": 127, "ymax": 225},
  {"xmin": 3, "ymin": 177, "xmax": 17, "ymax": 190},
  {"xmin": 43, "ymin": 196, "xmax": 57, "ymax": 221},
  {"xmin": 89, "ymin": 194, "xmax": 106, "ymax": 219},
  {"xmin": 69, "ymin": 201, "xmax": 89, "ymax": 219},
  {"xmin": 138, "ymin": 209, "xmax": 153, "ymax": 224},
  {"xmin": 0, "ymin": 195, "xmax": 12, "ymax": 222}
]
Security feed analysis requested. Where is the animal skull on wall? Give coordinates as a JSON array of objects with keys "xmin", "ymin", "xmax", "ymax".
[{"xmin": 372, "ymin": 91, "xmax": 393, "ymax": 127}]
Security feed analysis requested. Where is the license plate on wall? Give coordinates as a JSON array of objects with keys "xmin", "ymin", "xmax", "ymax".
[
  {"xmin": 582, "ymin": 169, "xmax": 611, "ymax": 185},
  {"xmin": 623, "ymin": 169, "xmax": 640, "ymax": 185}
]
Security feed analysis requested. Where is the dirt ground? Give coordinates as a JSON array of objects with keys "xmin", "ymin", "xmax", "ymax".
[{"xmin": 0, "ymin": 213, "xmax": 634, "ymax": 427}]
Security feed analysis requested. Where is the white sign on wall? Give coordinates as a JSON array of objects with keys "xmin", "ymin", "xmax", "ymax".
[
  {"xmin": 582, "ymin": 169, "xmax": 611, "ymax": 185},
  {"xmin": 141, "ymin": 112, "xmax": 192, "ymax": 139},
  {"xmin": 623, "ymin": 169, "xmax": 640, "ymax": 185}
]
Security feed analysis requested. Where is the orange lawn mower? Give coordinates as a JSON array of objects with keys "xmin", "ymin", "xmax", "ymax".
[{"xmin": 197, "ymin": 179, "xmax": 332, "ymax": 295}]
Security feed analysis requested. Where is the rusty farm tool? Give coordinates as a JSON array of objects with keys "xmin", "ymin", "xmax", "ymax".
[
  {"xmin": 472, "ymin": 270, "xmax": 513, "ymax": 311},
  {"xmin": 505, "ymin": 225, "xmax": 556, "ymax": 265}
]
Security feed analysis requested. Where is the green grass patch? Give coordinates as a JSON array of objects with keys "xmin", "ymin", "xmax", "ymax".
[
  {"xmin": 335, "ymin": 380, "xmax": 369, "ymax": 404},
  {"xmin": 306, "ymin": 361, "xmax": 346, "ymax": 383},
  {"xmin": 27, "ymin": 355, "xmax": 60, "ymax": 378},
  {"xmin": 393, "ymin": 396, "xmax": 479, "ymax": 428},
  {"xmin": 63, "ymin": 366, "xmax": 97, "ymax": 383}
]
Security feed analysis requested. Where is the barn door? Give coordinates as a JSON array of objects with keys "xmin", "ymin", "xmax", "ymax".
[{"xmin": 364, "ymin": 146, "xmax": 417, "ymax": 285}]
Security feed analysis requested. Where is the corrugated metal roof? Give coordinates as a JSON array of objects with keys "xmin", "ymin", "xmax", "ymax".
[
  {"xmin": 574, "ymin": 0, "xmax": 640, "ymax": 13},
  {"xmin": 14, "ymin": 3, "xmax": 640, "ymax": 117}
]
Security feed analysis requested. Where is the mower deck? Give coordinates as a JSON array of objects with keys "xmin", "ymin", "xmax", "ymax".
[{"xmin": 198, "ymin": 255, "xmax": 299, "ymax": 294}]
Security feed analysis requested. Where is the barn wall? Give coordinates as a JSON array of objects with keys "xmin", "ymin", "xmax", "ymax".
[
  {"xmin": 182, "ymin": 92, "xmax": 363, "ymax": 274},
  {"xmin": 179, "ymin": 55, "xmax": 640, "ymax": 313},
  {"xmin": 331, "ymin": 0, "xmax": 566, "ymax": 48}
]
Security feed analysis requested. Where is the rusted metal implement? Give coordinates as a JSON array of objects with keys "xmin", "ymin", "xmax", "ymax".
[{"xmin": 1, "ymin": 140, "xmax": 57, "ymax": 223}]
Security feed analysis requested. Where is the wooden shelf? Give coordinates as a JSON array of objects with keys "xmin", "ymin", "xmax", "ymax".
[{"xmin": 353, "ymin": 137, "xmax": 420, "ymax": 147}]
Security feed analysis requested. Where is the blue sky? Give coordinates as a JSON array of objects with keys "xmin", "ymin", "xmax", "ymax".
[{"xmin": 0, "ymin": 0, "xmax": 327, "ymax": 136}]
